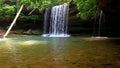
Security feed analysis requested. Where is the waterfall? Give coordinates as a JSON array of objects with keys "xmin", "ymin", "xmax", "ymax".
[
  {"xmin": 43, "ymin": 8, "xmax": 50, "ymax": 34},
  {"xmin": 92, "ymin": 10, "xmax": 107, "ymax": 38},
  {"xmin": 42, "ymin": 4, "xmax": 70, "ymax": 37},
  {"xmin": 98, "ymin": 10, "xmax": 103, "ymax": 37}
]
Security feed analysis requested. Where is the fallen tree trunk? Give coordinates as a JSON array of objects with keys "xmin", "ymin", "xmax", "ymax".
[{"xmin": 3, "ymin": 4, "xmax": 24, "ymax": 39}]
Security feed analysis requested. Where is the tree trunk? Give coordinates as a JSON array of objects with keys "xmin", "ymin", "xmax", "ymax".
[{"xmin": 3, "ymin": 4, "xmax": 24, "ymax": 39}]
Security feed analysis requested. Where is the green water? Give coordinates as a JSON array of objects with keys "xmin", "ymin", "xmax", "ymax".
[{"xmin": 0, "ymin": 37, "xmax": 120, "ymax": 68}]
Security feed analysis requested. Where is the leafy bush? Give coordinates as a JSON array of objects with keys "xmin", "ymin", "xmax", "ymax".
[
  {"xmin": 73, "ymin": 0, "xmax": 98, "ymax": 20},
  {"xmin": 0, "ymin": 4, "xmax": 15, "ymax": 15},
  {"xmin": 20, "ymin": 15, "xmax": 38, "ymax": 20}
]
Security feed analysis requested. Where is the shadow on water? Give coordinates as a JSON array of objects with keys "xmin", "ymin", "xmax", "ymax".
[{"xmin": 109, "ymin": 38, "xmax": 120, "ymax": 45}]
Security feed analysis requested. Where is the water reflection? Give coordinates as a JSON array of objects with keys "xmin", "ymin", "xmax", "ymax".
[
  {"xmin": 49, "ymin": 38, "xmax": 67, "ymax": 67},
  {"xmin": 50, "ymin": 38, "xmax": 65, "ymax": 55}
]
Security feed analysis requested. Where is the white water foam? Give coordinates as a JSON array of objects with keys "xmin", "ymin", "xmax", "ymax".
[{"xmin": 42, "ymin": 4, "xmax": 70, "ymax": 37}]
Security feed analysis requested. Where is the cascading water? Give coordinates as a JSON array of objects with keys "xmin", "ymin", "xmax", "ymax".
[
  {"xmin": 43, "ymin": 8, "xmax": 51, "ymax": 35},
  {"xmin": 42, "ymin": 4, "xmax": 70, "ymax": 37},
  {"xmin": 92, "ymin": 10, "xmax": 107, "ymax": 38}
]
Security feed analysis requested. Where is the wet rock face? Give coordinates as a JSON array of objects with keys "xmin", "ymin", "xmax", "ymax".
[{"xmin": 97, "ymin": 0, "xmax": 120, "ymax": 37}]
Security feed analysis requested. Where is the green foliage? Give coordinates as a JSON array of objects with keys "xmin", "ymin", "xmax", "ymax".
[
  {"xmin": 0, "ymin": 0, "xmax": 5, "ymax": 6},
  {"xmin": 20, "ymin": 15, "xmax": 38, "ymax": 20},
  {"xmin": 0, "ymin": 0, "xmax": 98, "ymax": 20},
  {"xmin": 73, "ymin": 0, "xmax": 98, "ymax": 20},
  {"xmin": 19, "ymin": 0, "xmax": 70, "ymax": 10},
  {"xmin": 0, "ymin": 4, "xmax": 15, "ymax": 15},
  {"xmin": 50, "ymin": 0, "xmax": 70, "ymax": 5},
  {"xmin": 19, "ymin": 0, "xmax": 98, "ymax": 20}
]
